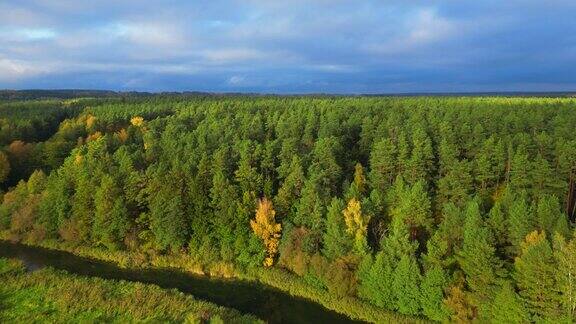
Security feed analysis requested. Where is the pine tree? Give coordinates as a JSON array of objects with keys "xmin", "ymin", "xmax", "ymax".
[
  {"xmin": 486, "ymin": 201, "xmax": 508, "ymax": 250},
  {"xmin": 489, "ymin": 282, "xmax": 529, "ymax": 323},
  {"xmin": 369, "ymin": 138, "xmax": 397, "ymax": 193},
  {"xmin": 210, "ymin": 169, "xmax": 240, "ymax": 260},
  {"xmin": 357, "ymin": 252, "xmax": 395, "ymax": 309},
  {"xmin": 514, "ymin": 231, "xmax": 562, "ymax": 320},
  {"xmin": 507, "ymin": 194, "xmax": 534, "ymax": 253},
  {"xmin": 532, "ymin": 153, "xmax": 558, "ymax": 196},
  {"xmin": 405, "ymin": 127, "xmax": 434, "ymax": 184},
  {"xmin": 389, "ymin": 179, "xmax": 433, "ymax": 237},
  {"xmin": 536, "ymin": 194, "xmax": 568, "ymax": 237},
  {"xmin": 553, "ymin": 232, "xmax": 576, "ymax": 319},
  {"xmin": 420, "ymin": 265, "xmax": 450, "ymax": 322},
  {"xmin": 457, "ymin": 200, "xmax": 502, "ymax": 310},
  {"xmin": 322, "ymin": 197, "xmax": 350, "ymax": 260},
  {"xmin": 392, "ymin": 254, "xmax": 422, "ymax": 315},
  {"xmin": 148, "ymin": 178, "xmax": 189, "ymax": 251},
  {"xmin": 93, "ymin": 175, "xmax": 130, "ymax": 250},
  {"xmin": 437, "ymin": 159, "xmax": 473, "ymax": 206},
  {"xmin": 275, "ymin": 155, "xmax": 304, "ymax": 219},
  {"xmin": 510, "ymin": 148, "xmax": 532, "ymax": 190}
]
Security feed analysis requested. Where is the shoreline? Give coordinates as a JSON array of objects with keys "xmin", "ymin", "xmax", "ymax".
[{"xmin": 0, "ymin": 232, "xmax": 425, "ymax": 324}]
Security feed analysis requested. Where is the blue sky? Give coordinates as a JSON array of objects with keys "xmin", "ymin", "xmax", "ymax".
[{"xmin": 1, "ymin": 1, "xmax": 575, "ymax": 93}]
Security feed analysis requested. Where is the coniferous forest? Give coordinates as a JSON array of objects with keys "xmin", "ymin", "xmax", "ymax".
[{"xmin": 1, "ymin": 95, "xmax": 575, "ymax": 323}]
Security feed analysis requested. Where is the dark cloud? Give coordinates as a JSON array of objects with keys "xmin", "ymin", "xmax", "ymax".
[{"xmin": 0, "ymin": 0, "xmax": 574, "ymax": 92}]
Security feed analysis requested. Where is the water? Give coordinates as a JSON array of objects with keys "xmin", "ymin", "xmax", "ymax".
[{"xmin": 0, "ymin": 240, "xmax": 363, "ymax": 323}]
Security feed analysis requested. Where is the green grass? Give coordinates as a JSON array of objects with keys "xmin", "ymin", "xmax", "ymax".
[
  {"xmin": 0, "ymin": 257, "xmax": 261, "ymax": 323},
  {"xmin": 1, "ymin": 233, "xmax": 426, "ymax": 323}
]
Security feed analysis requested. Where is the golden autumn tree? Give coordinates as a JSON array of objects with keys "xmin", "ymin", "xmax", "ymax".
[
  {"xmin": 343, "ymin": 198, "xmax": 370, "ymax": 254},
  {"xmin": 250, "ymin": 197, "xmax": 282, "ymax": 267},
  {"xmin": 85, "ymin": 114, "xmax": 97, "ymax": 131},
  {"xmin": 131, "ymin": 116, "xmax": 145, "ymax": 127}
]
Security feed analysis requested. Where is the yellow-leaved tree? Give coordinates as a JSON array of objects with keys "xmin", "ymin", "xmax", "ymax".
[
  {"xmin": 250, "ymin": 198, "xmax": 282, "ymax": 267},
  {"xmin": 131, "ymin": 116, "xmax": 145, "ymax": 127},
  {"xmin": 343, "ymin": 197, "xmax": 370, "ymax": 254}
]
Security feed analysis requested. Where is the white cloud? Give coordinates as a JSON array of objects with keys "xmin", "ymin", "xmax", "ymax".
[
  {"xmin": 200, "ymin": 48, "xmax": 266, "ymax": 63},
  {"xmin": 228, "ymin": 75, "xmax": 245, "ymax": 85},
  {"xmin": 0, "ymin": 58, "xmax": 53, "ymax": 81},
  {"xmin": 0, "ymin": 27, "xmax": 57, "ymax": 41},
  {"xmin": 363, "ymin": 8, "xmax": 459, "ymax": 55},
  {"xmin": 307, "ymin": 64, "xmax": 358, "ymax": 73},
  {"xmin": 105, "ymin": 21, "xmax": 187, "ymax": 47},
  {"xmin": 407, "ymin": 8, "xmax": 455, "ymax": 44}
]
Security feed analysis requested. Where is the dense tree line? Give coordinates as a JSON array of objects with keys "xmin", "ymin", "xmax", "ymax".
[{"xmin": 1, "ymin": 96, "xmax": 575, "ymax": 322}]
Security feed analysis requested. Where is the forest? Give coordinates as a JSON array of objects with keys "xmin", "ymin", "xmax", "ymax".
[{"xmin": 0, "ymin": 95, "xmax": 575, "ymax": 323}]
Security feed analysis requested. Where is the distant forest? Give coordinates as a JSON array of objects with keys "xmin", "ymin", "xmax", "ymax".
[{"xmin": 0, "ymin": 95, "xmax": 575, "ymax": 322}]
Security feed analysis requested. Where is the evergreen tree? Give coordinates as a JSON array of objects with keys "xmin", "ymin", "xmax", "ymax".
[
  {"xmin": 553, "ymin": 232, "xmax": 576, "ymax": 319},
  {"xmin": 457, "ymin": 200, "xmax": 502, "ymax": 310},
  {"xmin": 510, "ymin": 148, "xmax": 532, "ymax": 190},
  {"xmin": 489, "ymin": 282, "xmax": 529, "ymax": 324},
  {"xmin": 536, "ymin": 194, "xmax": 569, "ymax": 237},
  {"xmin": 507, "ymin": 194, "xmax": 534, "ymax": 253},
  {"xmin": 437, "ymin": 159, "xmax": 473, "ymax": 206},
  {"xmin": 369, "ymin": 138, "xmax": 397, "ymax": 193},
  {"xmin": 93, "ymin": 175, "xmax": 130, "ymax": 250},
  {"xmin": 148, "ymin": 177, "xmax": 189, "ymax": 251},
  {"xmin": 322, "ymin": 197, "xmax": 350, "ymax": 260},
  {"xmin": 392, "ymin": 254, "xmax": 422, "ymax": 315},
  {"xmin": 389, "ymin": 179, "xmax": 433, "ymax": 237},
  {"xmin": 275, "ymin": 156, "xmax": 304, "ymax": 219},
  {"xmin": 420, "ymin": 265, "xmax": 450, "ymax": 322},
  {"xmin": 357, "ymin": 252, "xmax": 395, "ymax": 309},
  {"xmin": 514, "ymin": 231, "xmax": 562, "ymax": 320}
]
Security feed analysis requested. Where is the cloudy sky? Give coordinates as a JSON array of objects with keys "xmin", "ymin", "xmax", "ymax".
[{"xmin": 1, "ymin": 0, "xmax": 575, "ymax": 93}]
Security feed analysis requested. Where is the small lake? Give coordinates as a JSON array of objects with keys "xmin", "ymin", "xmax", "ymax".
[{"xmin": 0, "ymin": 240, "xmax": 363, "ymax": 324}]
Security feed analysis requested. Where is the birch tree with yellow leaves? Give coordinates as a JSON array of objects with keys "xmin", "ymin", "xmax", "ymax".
[
  {"xmin": 251, "ymin": 198, "xmax": 282, "ymax": 267},
  {"xmin": 343, "ymin": 197, "xmax": 370, "ymax": 255}
]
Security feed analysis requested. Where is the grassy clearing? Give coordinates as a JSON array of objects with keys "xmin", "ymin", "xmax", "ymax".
[{"xmin": 0, "ymin": 256, "xmax": 261, "ymax": 323}]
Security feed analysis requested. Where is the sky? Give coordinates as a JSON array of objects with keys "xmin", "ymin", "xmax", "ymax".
[{"xmin": 1, "ymin": 0, "xmax": 575, "ymax": 93}]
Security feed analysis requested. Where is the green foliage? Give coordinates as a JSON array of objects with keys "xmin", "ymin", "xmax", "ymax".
[
  {"xmin": 322, "ymin": 197, "xmax": 350, "ymax": 259},
  {"xmin": 457, "ymin": 200, "xmax": 503, "ymax": 309},
  {"xmin": 392, "ymin": 254, "xmax": 421, "ymax": 315},
  {"xmin": 489, "ymin": 282, "xmax": 529, "ymax": 323},
  {"xmin": 1, "ymin": 95, "xmax": 576, "ymax": 322},
  {"xmin": 93, "ymin": 175, "xmax": 130, "ymax": 250},
  {"xmin": 420, "ymin": 265, "xmax": 449, "ymax": 322},
  {"xmin": 357, "ymin": 253, "xmax": 395, "ymax": 309},
  {"xmin": 514, "ymin": 231, "xmax": 563, "ymax": 321}
]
